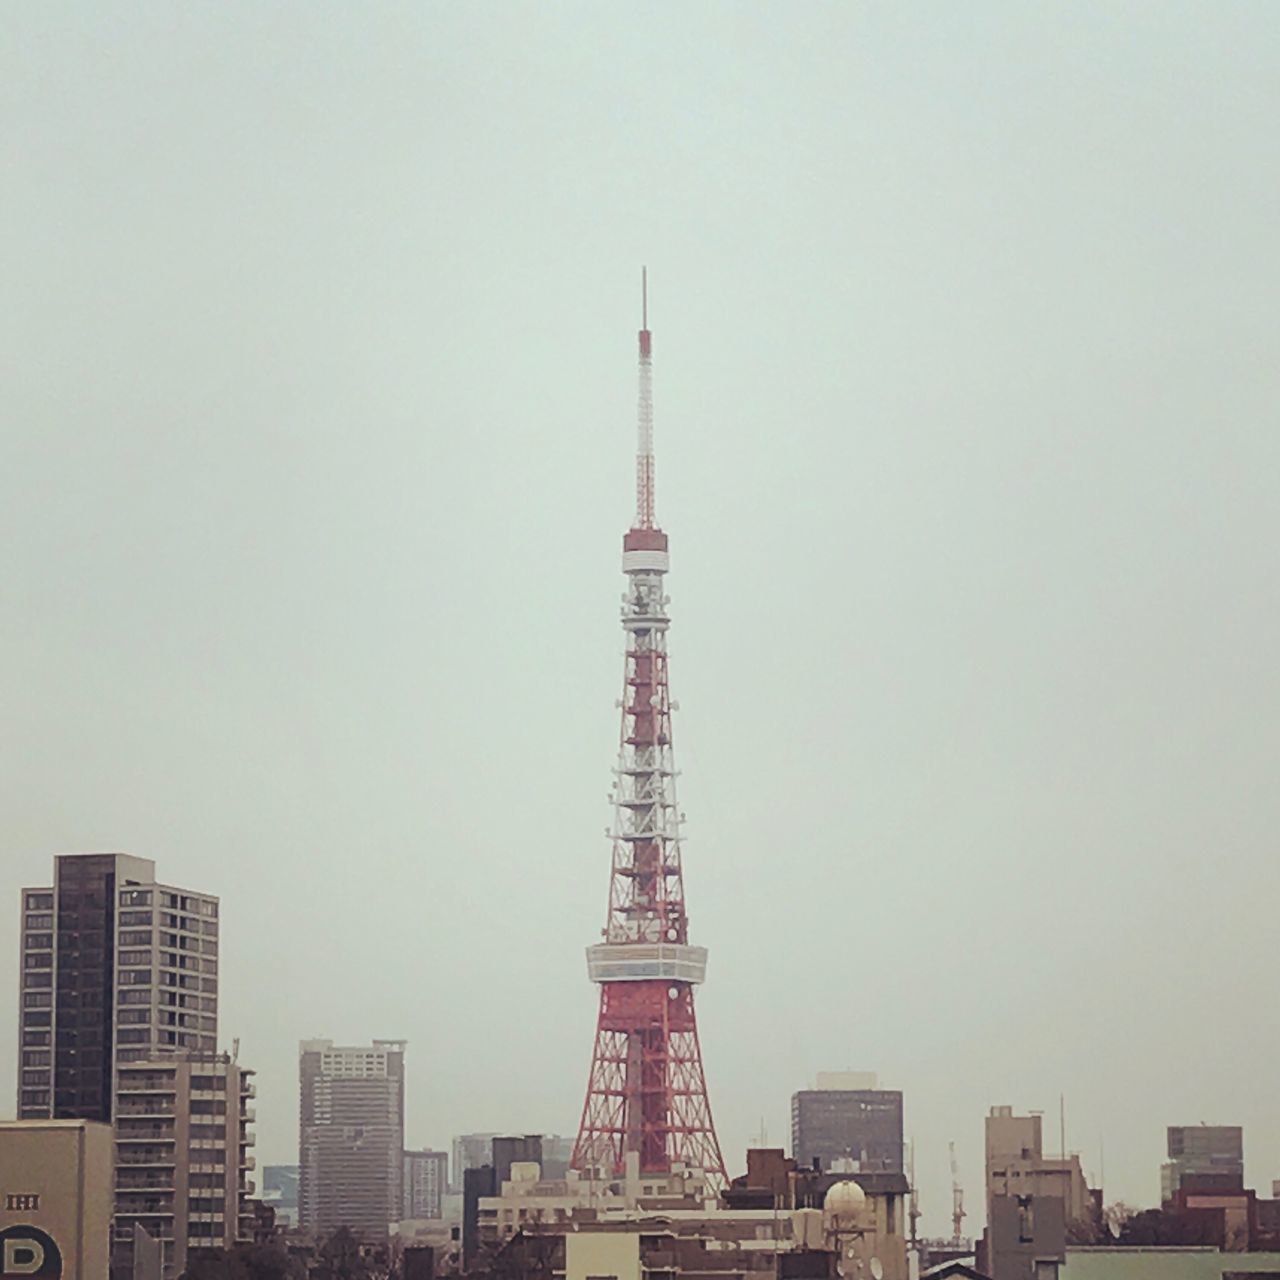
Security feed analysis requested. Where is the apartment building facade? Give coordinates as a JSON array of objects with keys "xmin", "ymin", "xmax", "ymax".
[
  {"xmin": 113, "ymin": 1050, "xmax": 256, "ymax": 1279},
  {"xmin": 17, "ymin": 853, "xmax": 218, "ymax": 1122}
]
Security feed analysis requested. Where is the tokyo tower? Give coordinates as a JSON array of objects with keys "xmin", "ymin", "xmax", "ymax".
[{"xmin": 571, "ymin": 274, "xmax": 726, "ymax": 1184}]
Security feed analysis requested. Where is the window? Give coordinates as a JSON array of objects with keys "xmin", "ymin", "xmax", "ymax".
[
  {"xmin": 119, "ymin": 911, "xmax": 152, "ymax": 927},
  {"xmin": 22, "ymin": 1030, "xmax": 51, "ymax": 1047},
  {"xmin": 24, "ymin": 971, "xmax": 52, "ymax": 989},
  {"xmin": 26, "ymin": 913, "xmax": 53, "ymax": 929},
  {"xmin": 117, "ymin": 1029, "xmax": 152, "ymax": 1045},
  {"xmin": 25, "ymin": 933, "xmax": 53, "ymax": 950},
  {"xmin": 200, "ymin": 979, "xmax": 217, "ymax": 993},
  {"xmin": 22, "ymin": 1050, "xmax": 52, "ymax": 1067},
  {"xmin": 24, "ymin": 1011, "xmax": 51, "ymax": 1027},
  {"xmin": 118, "ymin": 989, "xmax": 150, "ymax": 1005},
  {"xmin": 24, "ymin": 953, "xmax": 52, "ymax": 969},
  {"xmin": 23, "ymin": 992, "xmax": 53, "ymax": 1009},
  {"xmin": 120, "ymin": 890, "xmax": 152, "ymax": 906},
  {"xmin": 25, "ymin": 894, "xmax": 53, "ymax": 911},
  {"xmin": 119, "ymin": 970, "xmax": 152, "ymax": 986},
  {"xmin": 119, "ymin": 950, "xmax": 153, "ymax": 967},
  {"xmin": 118, "ymin": 1009, "xmax": 151, "ymax": 1025},
  {"xmin": 120, "ymin": 931, "xmax": 152, "ymax": 946},
  {"xmin": 20, "ymin": 1089, "xmax": 50, "ymax": 1108},
  {"xmin": 21, "ymin": 1070, "xmax": 48, "ymax": 1087}
]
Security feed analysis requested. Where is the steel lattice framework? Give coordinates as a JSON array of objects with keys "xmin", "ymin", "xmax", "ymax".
[{"xmin": 571, "ymin": 274, "xmax": 726, "ymax": 1185}]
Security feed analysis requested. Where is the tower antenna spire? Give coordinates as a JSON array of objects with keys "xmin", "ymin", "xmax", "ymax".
[
  {"xmin": 573, "ymin": 280, "xmax": 725, "ymax": 1187},
  {"xmin": 636, "ymin": 267, "xmax": 655, "ymax": 529}
]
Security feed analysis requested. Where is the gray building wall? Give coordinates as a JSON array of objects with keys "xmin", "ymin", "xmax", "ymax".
[
  {"xmin": 299, "ymin": 1039, "xmax": 405, "ymax": 1240},
  {"xmin": 791, "ymin": 1089, "xmax": 904, "ymax": 1174}
]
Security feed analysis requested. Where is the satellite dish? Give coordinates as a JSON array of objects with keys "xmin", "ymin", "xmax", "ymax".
[{"xmin": 869, "ymin": 1259, "xmax": 884, "ymax": 1280}]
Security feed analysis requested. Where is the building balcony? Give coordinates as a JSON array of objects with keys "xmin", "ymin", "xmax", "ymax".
[
  {"xmin": 241, "ymin": 1155, "xmax": 256, "ymax": 1171},
  {"xmin": 118, "ymin": 1079, "xmax": 176, "ymax": 1094},
  {"xmin": 116, "ymin": 1128, "xmax": 176, "ymax": 1142},
  {"xmin": 115, "ymin": 1151, "xmax": 175, "ymax": 1167},
  {"xmin": 241, "ymin": 1080, "xmax": 256, "ymax": 1098},
  {"xmin": 116, "ymin": 1176, "xmax": 175, "ymax": 1193},
  {"xmin": 242, "ymin": 1107, "xmax": 256, "ymax": 1122},
  {"xmin": 116, "ymin": 1102, "xmax": 176, "ymax": 1118}
]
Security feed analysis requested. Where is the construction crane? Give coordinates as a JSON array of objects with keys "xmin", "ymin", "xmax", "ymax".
[{"xmin": 950, "ymin": 1141, "xmax": 966, "ymax": 1243}]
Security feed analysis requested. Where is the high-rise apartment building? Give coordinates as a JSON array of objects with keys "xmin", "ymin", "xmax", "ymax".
[
  {"xmin": 403, "ymin": 1149, "xmax": 448, "ymax": 1221},
  {"xmin": 17, "ymin": 853, "xmax": 218, "ymax": 1122},
  {"xmin": 791, "ymin": 1074, "xmax": 904, "ymax": 1174},
  {"xmin": 299, "ymin": 1039, "xmax": 405, "ymax": 1239},
  {"xmin": 1162, "ymin": 1125, "xmax": 1244, "ymax": 1205},
  {"xmin": 113, "ymin": 1050, "xmax": 256, "ymax": 1280}
]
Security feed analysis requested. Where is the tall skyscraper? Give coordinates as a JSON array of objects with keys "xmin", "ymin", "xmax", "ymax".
[
  {"xmin": 791, "ymin": 1074, "xmax": 904, "ymax": 1174},
  {"xmin": 572, "ymin": 276, "xmax": 725, "ymax": 1183},
  {"xmin": 299, "ymin": 1039, "xmax": 406, "ymax": 1239},
  {"xmin": 17, "ymin": 853, "xmax": 219, "ymax": 1122}
]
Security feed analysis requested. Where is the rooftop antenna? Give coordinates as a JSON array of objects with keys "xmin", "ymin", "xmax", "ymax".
[{"xmin": 636, "ymin": 267, "xmax": 655, "ymax": 529}]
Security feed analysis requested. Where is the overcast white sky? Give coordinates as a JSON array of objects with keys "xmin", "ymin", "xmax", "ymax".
[{"xmin": 3, "ymin": 1, "xmax": 1279, "ymax": 1235}]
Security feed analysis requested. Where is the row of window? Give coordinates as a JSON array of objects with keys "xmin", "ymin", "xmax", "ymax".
[
  {"xmin": 25, "ymin": 932, "xmax": 53, "ymax": 950},
  {"xmin": 120, "ymin": 890, "xmax": 218, "ymax": 916},
  {"xmin": 117, "ymin": 910, "xmax": 217, "ymax": 935},
  {"xmin": 25, "ymin": 893, "xmax": 53, "ymax": 911},
  {"xmin": 118, "ymin": 950, "xmax": 217, "ymax": 973}
]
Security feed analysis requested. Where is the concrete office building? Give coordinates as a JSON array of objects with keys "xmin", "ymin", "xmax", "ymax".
[
  {"xmin": 0, "ymin": 1120, "xmax": 114, "ymax": 1280},
  {"xmin": 17, "ymin": 853, "xmax": 218, "ymax": 1122},
  {"xmin": 113, "ymin": 1050, "xmax": 257, "ymax": 1279},
  {"xmin": 299, "ymin": 1039, "xmax": 406, "ymax": 1240},
  {"xmin": 986, "ymin": 1107, "xmax": 1095, "ymax": 1232},
  {"xmin": 403, "ymin": 1149, "xmax": 448, "ymax": 1221},
  {"xmin": 1162, "ymin": 1127, "xmax": 1245, "ymax": 1205},
  {"xmin": 792, "ymin": 1073, "xmax": 904, "ymax": 1174}
]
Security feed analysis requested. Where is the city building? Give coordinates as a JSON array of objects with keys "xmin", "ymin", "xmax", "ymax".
[
  {"xmin": 112, "ymin": 1050, "xmax": 257, "ymax": 1279},
  {"xmin": 573, "ymin": 284, "xmax": 725, "ymax": 1183},
  {"xmin": 17, "ymin": 852, "xmax": 219, "ymax": 1123},
  {"xmin": 977, "ymin": 1192, "xmax": 1065, "ymax": 1280},
  {"xmin": 791, "ymin": 1074, "xmax": 904, "ymax": 1174},
  {"xmin": 468, "ymin": 1147, "xmax": 909, "ymax": 1280},
  {"xmin": 985, "ymin": 1107, "xmax": 1096, "ymax": 1233},
  {"xmin": 451, "ymin": 1133, "xmax": 497, "ymax": 1193},
  {"xmin": 261, "ymin": 1165, "xmax": 300, "ymax": 1228},
  {"xmin": 1162, "ymin": 1127, "xmax": 1245, "ymax": 1206},
  {"xmin": 299, "ymin": 1038, "xmax": 405, "ymax": 1240},
  {"xmin": 541, "ymin": 1134, "xmax": 575, "ymax": 1180},
  {"xmin": 403, "ymin": 1149, "xmax": 448, "ymax": 1221},
  {"xmin": 0, "ymin": 1119, "xmax": 114, "ymax": 1280}
]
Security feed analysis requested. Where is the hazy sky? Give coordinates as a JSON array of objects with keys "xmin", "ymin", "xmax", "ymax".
[{"xmin": 3, "ymin": 2, "xmax": 1279, "ymax": 1234}]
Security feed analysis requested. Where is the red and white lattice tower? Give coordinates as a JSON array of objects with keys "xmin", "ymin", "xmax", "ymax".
[{"xmin": 571, "ymin": 273, "xmax": 727, "ymax": 1185}]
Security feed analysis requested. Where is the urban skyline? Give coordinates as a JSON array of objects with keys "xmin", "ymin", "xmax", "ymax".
[{"xmin": 4, "ymin": 1, "xmax": 1280, "ymax": 1245}]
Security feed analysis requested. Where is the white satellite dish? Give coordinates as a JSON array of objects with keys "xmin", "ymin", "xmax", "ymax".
[{"xmin": 869, "ymin": 1259, "xmax": 884, "ymax": 1280}]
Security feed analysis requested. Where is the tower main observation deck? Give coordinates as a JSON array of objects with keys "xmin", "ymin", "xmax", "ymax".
[{"xmin": 571, "ymin": 276, "xmax": 726, "ymax": 1185}]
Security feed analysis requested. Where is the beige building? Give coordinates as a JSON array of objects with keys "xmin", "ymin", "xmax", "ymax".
[
  {"xmin": 0, "ymin": 1119, "xmax": 113, "ymax": 1280},
  {"xmin": 986, "ymin": 1106, "xmax": 1094, "ymax": 1229},
  {"xmin": 113, "ymin": 1051, "xmax": 257, "ymax": 1279}
]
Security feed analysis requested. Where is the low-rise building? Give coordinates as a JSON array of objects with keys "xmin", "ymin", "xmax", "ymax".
[{"xmin": 0, "ymin": 1119, "xmax": 113, "ymax": 1280}]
